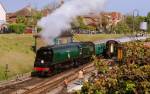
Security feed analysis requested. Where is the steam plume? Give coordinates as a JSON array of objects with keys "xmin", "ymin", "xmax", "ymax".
[{"xmin": 38, "ymin": 0, "xmax": 106, "ymax": 44}]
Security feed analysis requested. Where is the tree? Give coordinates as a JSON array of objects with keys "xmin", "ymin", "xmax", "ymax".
[
  {"xmin": 125, "ymin": 15, "xmax": 134, "ymax": 31},
  {"xmin": 73, "ymin": 16, "xmax": 96, "ymax": 31},
  {"xmin": 27, "ymin": 12, "xmax": 43, "ymax": 27},
  {"xmin": 114, "ymin": 21, "xmax": 131, "ymax": 34},
  {"xmin": 77, "ymin": 16, "xmax": 86, "ymax": 29},
  {"xmin": 16, "ymin": 16, "xmax": 26, "ymax": 24},
  {"xmin": 147, "ymin": 12, "xmax": 150, "ymax": 22},
  {"xmin": 125, "ymin": 15, "xmax": 146, "ymax": 33},
  {"xmin": 147, "ymin": 12, "xmax": 150, "ymax": 32},
  {"xmin": 101, "ymin": 14, "xmax": 109, "ymax": 33},
  {"xmin": 135, "ymin": 16, "xmax": 146, "ymax": 31}
]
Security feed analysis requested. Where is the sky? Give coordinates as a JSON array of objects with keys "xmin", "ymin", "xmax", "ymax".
[{"xmin": 0, "ymin": 0, "xmax": 150, "ymax": 16}]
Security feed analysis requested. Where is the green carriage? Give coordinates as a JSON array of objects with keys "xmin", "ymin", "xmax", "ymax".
[{"xmin": 95, "ymin": 42, "xmax": 106, "ymax": 57}]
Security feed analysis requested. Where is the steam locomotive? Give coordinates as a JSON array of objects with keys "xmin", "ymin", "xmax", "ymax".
[{"xmin": 31, "ymin": 40, "xmax": 121, "ymax": 76}]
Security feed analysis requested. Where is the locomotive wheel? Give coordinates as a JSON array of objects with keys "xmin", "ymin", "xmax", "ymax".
[
  {"xmin": 36, "ymin": 71, "xmax": 48, "ymax": 77},
  {"xmin": 73, "ymin": 60, "xmax": 79, "ymax": 67},
  {"xmin": 31, "ymin": 71, "xmax": 37, "ymax": 77},
  {"xmin": 41, "ymin": 72, "xmax": 48, "ymax": 77}
]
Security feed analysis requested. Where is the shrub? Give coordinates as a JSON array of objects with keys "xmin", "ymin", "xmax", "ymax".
[
  {"xmin": 79, "ymin": 40, "xmax": 150, "ymax": 94},
  {"xmin": 114, "ymin": 21, "xmax": 131, "ymax": 34},
  {"xmin": 37, "ymin": 27, "xmax": 42, "ymax": 33},
  {"xmin": 8, "ymin": 23, "xmax": 26, "ymax": 34}
]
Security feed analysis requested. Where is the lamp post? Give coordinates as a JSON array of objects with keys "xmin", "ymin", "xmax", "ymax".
[{"xmin": 132, "ymin": 9, "xmax": 139, "ymax": 34}]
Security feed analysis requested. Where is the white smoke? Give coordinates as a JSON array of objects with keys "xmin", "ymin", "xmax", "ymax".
[{"xmin": 38, "ymin": 0, "xmax": 106, "ymax": 44}]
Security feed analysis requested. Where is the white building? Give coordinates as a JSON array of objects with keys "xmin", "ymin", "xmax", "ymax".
[
  {"xmin": 0, "ymin": 2, "xmax": 6, "ymax": 33},
  {"xmin": 0, "ymin": 3, "xmax": 6, "ymax": 23}
]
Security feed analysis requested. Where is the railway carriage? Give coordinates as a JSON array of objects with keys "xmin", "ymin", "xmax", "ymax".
[
  {"xmin": 105, "ymin": 40, "xmax": 120, "ymax": 58},
  {"xmin": 95, "ymin": 42, "xmax": 106, "ymax": 57},
  {"xmin": 79, "ymin": 42, "xmax": 95, "ymax": 59}
]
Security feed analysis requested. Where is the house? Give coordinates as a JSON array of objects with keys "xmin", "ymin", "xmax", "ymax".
[
  {"xmin": 0, "ymin": 2, "xmax": 6, "ymax": 23},
  {"xmin": 6, "ymin": 5, "xmax": 39, "ymax": 33},
  {"xmin": 41, "ymin": 7, "xmax": 52, "ymax": 17},
  {"xmin": 102, "ymin": 12, "xmax": 123, "ymax": 25},
  {"xmin": 32, "ymin": 31, "xmax": 73, "ymax": 52},
  {"xmin": 0, "ymin": 2, "xmax": 7, "ymax": 33},
  {"xmin": 40, "ymin": 0, "xmax": 64, "ymax": 16},
  {"xmin": 81, "ymin": 12, "xmax": 123, "ymax": 32},
  {"xmin": 7, "ymin": 5, "xmax": 37, "ymax": 23},
  {"xmin": 82, "ymin": 14, "xmax": 99, "ymax": 27},
  {"xmin": 54, "ymin": 31, "xmax": 73, "ymax": 45}
]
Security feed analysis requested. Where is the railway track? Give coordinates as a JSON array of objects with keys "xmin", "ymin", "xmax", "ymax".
[
  {"xmin": 22, "ymin": 63, "xmax": 95, "ymax": 94},
  {"xmin": 0, "ymin": 62, "xmax": 95, "ymax": 94},
  {"xmin": 0, "ymin": 77, "xmax": 43, "ymax": 94}
]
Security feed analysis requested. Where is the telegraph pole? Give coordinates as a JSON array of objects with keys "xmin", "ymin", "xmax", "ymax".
[{"xmin": 132, "ymin": 9, "xmax": 139, "ymax": 34}]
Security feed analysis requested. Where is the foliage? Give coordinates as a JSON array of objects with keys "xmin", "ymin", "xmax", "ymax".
[
  {"xmin": 16, "ymin": 12, "xmax": 43, "ymax": 28},
  {"xmin": 147, "ymin": 12, "xmax": 150, "ymax": 32},
  {"xmin": 13, "ymin": 11, "xmax": 43, "ymax": 34},
  {"xmin": 123, "ymin": 40, "xmax": 150, "ymax": 64},
  {"xmin": 34, "ymin": 12, "xmax": 43, "ymax": 20},
  {"xmin": 125, "ymin": 15, "xmax": 146, "ymax": 33},
  {"xmin": 8, "ymin": 23, "xmax": 26, "ymax": 34},
  {"xmin": 76, "ymin": 16, "xmax": 85, "ymax": 29},
  {"xmin": 78, "ymin": 40, "xmax": 150, "ymax": 94},
  {"xmin": 16, "ymin": 16, "xmax": 26, "ymax": 24},
  {"xmin": 32, "ymin": 12, "xmax": 43, "ymax": 25},
  {"xmin": 72, "ymin": 16, "xmax": 96, "ymax": 31},
  {"xmin": 114, "ymin": 21, "xmax": 131, "ymax": 34},
  {"xmin": 101, "ymin": 14, "xmax": 109, "ymax": 33},
  {"xmin": 37, "ymin": 26, "xmax": 42, "ymax": 33},
  {"xmin": 27, "ymin": 12, "xmax": 43, "ymax": 27},
  {"xmin": 71, "ymin": 12, "xmax": 150, "ymax": 34}
]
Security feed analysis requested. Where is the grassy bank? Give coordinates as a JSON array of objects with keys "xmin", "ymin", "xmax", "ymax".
[
  {"xmin": 0, "ymin": 34, "xmax": 35, "ymax": 80},
  {"xmin": 73, "ymin": 34, "xmax": 124, "ymax": 42}
]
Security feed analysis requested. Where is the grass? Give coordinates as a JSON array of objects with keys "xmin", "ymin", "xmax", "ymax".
[
  {"xmin": 0, "ymin": 34, "xmax": 35, "ymax": 80},
  {"xmin": 73, "ymin": 34, "xmax": 125, "ymax": 42}
]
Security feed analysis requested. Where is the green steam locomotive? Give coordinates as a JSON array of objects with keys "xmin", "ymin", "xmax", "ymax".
[{"xmin": 32, "ymin": 40, "xmax": 121, "ymax": 76}]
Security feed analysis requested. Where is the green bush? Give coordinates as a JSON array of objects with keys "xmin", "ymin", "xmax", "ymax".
[
  {"xmin": 37, "ymin": 27, "xmax": 42, "ymax": 33},
  {"xmin": 114, "ymin": 21, "xmax": 131, "ymax": 34},
  {"xmin": 79, "ymin": 40, "xmax": 150, "ymax": 94},
  {"xmin": 8, "ymin": 23, "xmax": 26, "ymax": 34}
]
